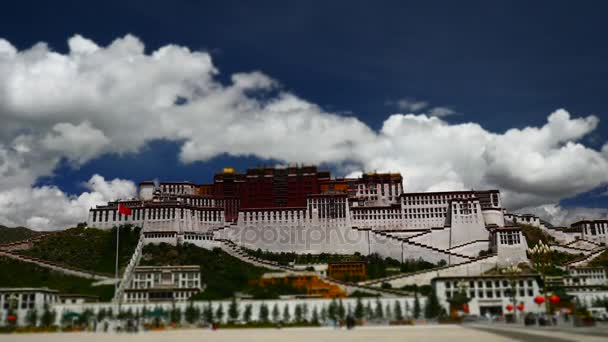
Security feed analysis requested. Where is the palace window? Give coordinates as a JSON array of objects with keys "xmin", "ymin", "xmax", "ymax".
[{"xmin": 499, "ymin": 231, "xmax": 521, "ymax": 245}]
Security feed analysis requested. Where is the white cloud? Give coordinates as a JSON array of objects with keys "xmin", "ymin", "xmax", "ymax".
[
  {"xmin": 0, "ymin": 34, "xmax": 607, "ymax": 229},
  {"xmin": 427, "ymin": 106, "xmax": 456, "ymax": 117},
  {"xmin": 521, "ymin": 204, "xmax": 608, "ymax": 227},
  {"xmin": 390, "ymin": 98, "xmax": 457, "ymax": 117},
  {"xmin": 42, "ymin": 121, "xmax": 110, "ymax": 165},
  {"xmin": 0, "ymin": 174, "xmax": 136, "ymax": 231},
  {"xmin": 393, "ymin": 99, "xmax": 428, "ymax": 112}
]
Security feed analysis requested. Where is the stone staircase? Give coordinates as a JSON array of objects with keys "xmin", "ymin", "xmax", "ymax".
[
  {"xmin": 361, "ymin": 254, "xmax": 499, "ymax": 287},
  {"xmin": 216, "ymin": 239, "xmax": 293, "ymax": 271},
  {"xmin": 564, "ymin": 247, "xmax": 607, "ymax": 267},
  {"xmin": 371, "ymin": 229, "xmax": 475, "ymax": 261},
  {"xmin": 113, "ymin": 234, "xmax": 145, "ymax": 302}
]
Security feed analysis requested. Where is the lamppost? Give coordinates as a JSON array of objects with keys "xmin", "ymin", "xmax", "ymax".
[
  {"xmin": 501, "ymin": 264, "xmax": 522, "ymax": 323},
  {"xmin": 528, "ymin": 241, "xmax": 552, "ymax": 316},
  {"xmin": 456, "ymin": 280, "xmax": 470, "ymax": 315},
  {"xmin": 7, "ymin": 294, "xmax": 18, "ymax": 326}
]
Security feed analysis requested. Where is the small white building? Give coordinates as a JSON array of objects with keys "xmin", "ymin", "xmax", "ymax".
[
  {"xmin": 504, "ymin": 213, "xmax": 545, "ymax": 229},
  {"xmin": 432, "ymin": 274, "xmax": 544, "ymax": 317},
  {"xmin": 123, "ymin": 265, "xmax": 202, "ymax": 303},
  {"xmin": 564, "ymin": 267, "xmax": 607, "ymax": 287},
  {"xmin": 571, "ymin": 220, "xmax": 608, "ymax": 244},
  {"xmin": 0, "ymin": 288, "xmax": 60, "ymax": 326}
]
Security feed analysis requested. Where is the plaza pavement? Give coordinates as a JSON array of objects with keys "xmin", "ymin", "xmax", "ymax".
[{"xmin": 1, "ymin": 324, "xmax": 607, "ymax": 342}]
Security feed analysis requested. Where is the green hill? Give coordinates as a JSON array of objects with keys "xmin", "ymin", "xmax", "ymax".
[
  {"xmin": 589, "ymin": 250, "xmax": 608, "ymax": 268},
  {"xmin": 0, "ymin": 256, "xmax": 115, "ymax": 301},
  {"xmin": 20, "ymin": 225, "xmax": 141, "ymax": 275},
  {"xmin": 0, "ymin": 226, "xmax": 42, "ymax": 244},
  {"xmin": 518, "ymin": 224, "xmax": 556, "ymax": 248},
  {"xmin": 140, "ymin": 243, "xmax": 272, "ymax": 300}
]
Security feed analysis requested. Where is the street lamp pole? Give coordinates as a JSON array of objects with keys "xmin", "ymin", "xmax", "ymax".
[
  {"xmin": 528, "ymin": 242, "xmax": 552, "ymax": 316},
  {"xmin": 502, "ymin": 264, "xmax": 521, "ymax": 323}
]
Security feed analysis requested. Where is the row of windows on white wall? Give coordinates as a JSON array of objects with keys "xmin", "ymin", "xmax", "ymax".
[{"xmin": 91, "ymin": 207, "xmax": 222, "ymax": 222}]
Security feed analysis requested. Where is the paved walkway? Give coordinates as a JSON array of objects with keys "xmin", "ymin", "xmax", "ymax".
[
  {"xmin": 0, "ymin": 326, "xmax": 512, "ymax": 342},
  {"xmin": 466, "ymin": 322, "xmax": 608, "ymax": 342},
  {"xmin": 3, "ymin": 324, "xmax": 605, "ymax": 342}
]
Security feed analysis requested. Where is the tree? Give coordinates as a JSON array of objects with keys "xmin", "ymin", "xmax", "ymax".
[
  {"xmin": 215, "ymin": 304, "xmax": 224, "ymax": 323},
  {"xmin": 272, "ymin": 304, "xmax": 280, "ymax": 323},
  {"xmin": 337, "ymin": 300, "xmax": 346, "ymax": 320},
  {"xmin": 385, "ymin": 303, "xmax": 392, "ymax": 321},
  {"xmin": 26, "ymin": 308, "xmax": 38, "ymax": 327},
  {"xmin": 295, "ymin": 304, "xmax": 303, "ymax": 323},
  {"xmin": 424, "ymin": 288, "xmax": 442, "ymax": 319},
  {"xmin": 243, "ymin": 304, "xmax": 253, "ymax": 323},
  {"xmin": 41, "ymin": 304, "xmax": 56, "ymax": 327},
  {"xmin": 320, "ymin": 306, "xmax": 328, "ymax": 323},
  {"xmin": 283, "ymin": 304, "xmax": 291, "ymax": 322},
  {"xmin": 141, "ymin": 306, "xmax": 149, "ymax": 320},
  {"xmin": 354, "ymin": 297, "xmax": 364, "ymax": 320},
  {"xmin": 413, "ymin": 294, "xmax": 421, "ymax": 319},
  {"xmin": 328, "ymin": 299, "xmax": 338, "ymax": 321},
  {"xmin": 404, "ymin": 301, "xmax": 410, "ymax": 319},
  {"xmin": 259, "ymin": 303, "xmax": 269, "ymax": 322},
  {"xmin": 365, "ymin": 301, "xmax": 374, "ymax": 320},
  {"xmin": 203, "ymin": 303, "xmax": 214, "ymax": 324},
  {"xmin": 96, "ymin": 308, "xmax": 106, "ymax": 322},
  {"xmin": 79, "ymin": 309, "xmax": 94, "ymax": 326},
  {"xmin": 394, "ymin": 300, "xmax": 403, "ymax": 321},
  {"xmin": 170, "ymin": 305, "xmax": 182, "ymax": 324},
  {"xmin": 228, "ymin": 297, "xmax": 240, "ymax": 322},
  {"xmin": 311, "ymin": 307, "xmax": 320, "ymax": 324},
  {"xmin": 374, "ymin": 298, "xmax": 384, "ymax": 319},
  {"xmin": 302, "ymin": 303, "xmax": 309, "ymax": 322},
  {"xmin": 185, "ymin": 302, "xmax": 200, "ymax": 324}
]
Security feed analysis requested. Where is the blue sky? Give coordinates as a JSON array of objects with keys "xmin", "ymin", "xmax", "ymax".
[{"xmin": 1, "ymin": 1, "xmax": 607, "ymax": 229}]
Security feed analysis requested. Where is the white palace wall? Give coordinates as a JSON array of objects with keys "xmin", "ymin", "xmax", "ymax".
[{"xmin": 46, "ymin": 297, "xmax": 424, "ymax": 327}]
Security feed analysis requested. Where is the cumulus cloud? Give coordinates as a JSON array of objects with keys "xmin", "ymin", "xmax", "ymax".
[
  {"xmin": 521, "ymin": 204, "xmax": 608, "ymax": 227},
  {"xmin": 0, "ymin": 175, "xmax": 136, "ymax": 231},
  {"xmin": 427, "ymin": 106, "xmax": 457, "ymax": 117},
  {"xmin": 0, "ymin": 34, "xmax": 607, "ymax": 229},
  {"xmin": 389, "ymin": 98, "xmax": 457, "ymax": 117},
  {"xmin": 392, "ymin": 98, "xmax": 429, "ymax": 112}
]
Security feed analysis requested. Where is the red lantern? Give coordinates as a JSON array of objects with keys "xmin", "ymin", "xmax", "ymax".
[
  {"xmin": 463, "ymin": 304, "xmax": 469, "ymax": 313},
  {"xmin": 506, "ymin": 304, "xmax": 514, "ymax": 312},
  {"xmin": 534, "ymin": 295, "xmax": 545, "ymax": 305},
  {"xmin": 549, "ymin": 294, "xmax": 560, "ymax": 305},
  {"xmin": 517, "ymin": 303, "xmax": 525, "ymax": 312}
]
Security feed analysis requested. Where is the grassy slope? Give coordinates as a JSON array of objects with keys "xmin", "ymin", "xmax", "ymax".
[
  {"xmin": 20, "ymin": 225, "xmax": 141, "ymax": 274},
  {"xmin": 140, "ymin": 243, "xmax": 272, "ymax": 300},
  {"xmin": 0, "ymin": 226, "xmax": 42, "ymax": 244},
  {"xmin": 244, "ymin": 249, "xmax": 438, "ymax": 280},
  {"xmin": 589, "ymin": 250, "xmax": 608, "ymax": 268},
  {"xmin": 518, "ymin": 224, "xmax": 556, "ymax": 248},
  {"xmin": 0, "ymin": 256, "xmax": 115, "ymax": 301},
  {"xmin": 518, "ymin": 224, "xmax": 587, "ymax": 267}
]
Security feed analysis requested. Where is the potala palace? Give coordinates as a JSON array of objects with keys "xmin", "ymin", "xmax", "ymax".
[
  {"xmin": 87, "ymin": 165, "xmax": 607, "ymax": 277},
  {"xmin": 87, "ymin": 166, "xmax": 529, "ymax": 267}
]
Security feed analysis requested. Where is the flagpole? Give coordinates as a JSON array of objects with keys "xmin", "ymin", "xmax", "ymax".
[{"xmin": 115, "ymin": 206, "xmax": 120, "ymax": 317}]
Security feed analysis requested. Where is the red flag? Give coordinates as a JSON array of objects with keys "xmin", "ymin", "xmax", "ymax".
[{"xmin": 118, "ymin": 203, "xmax": 132, "ymax": 216}]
